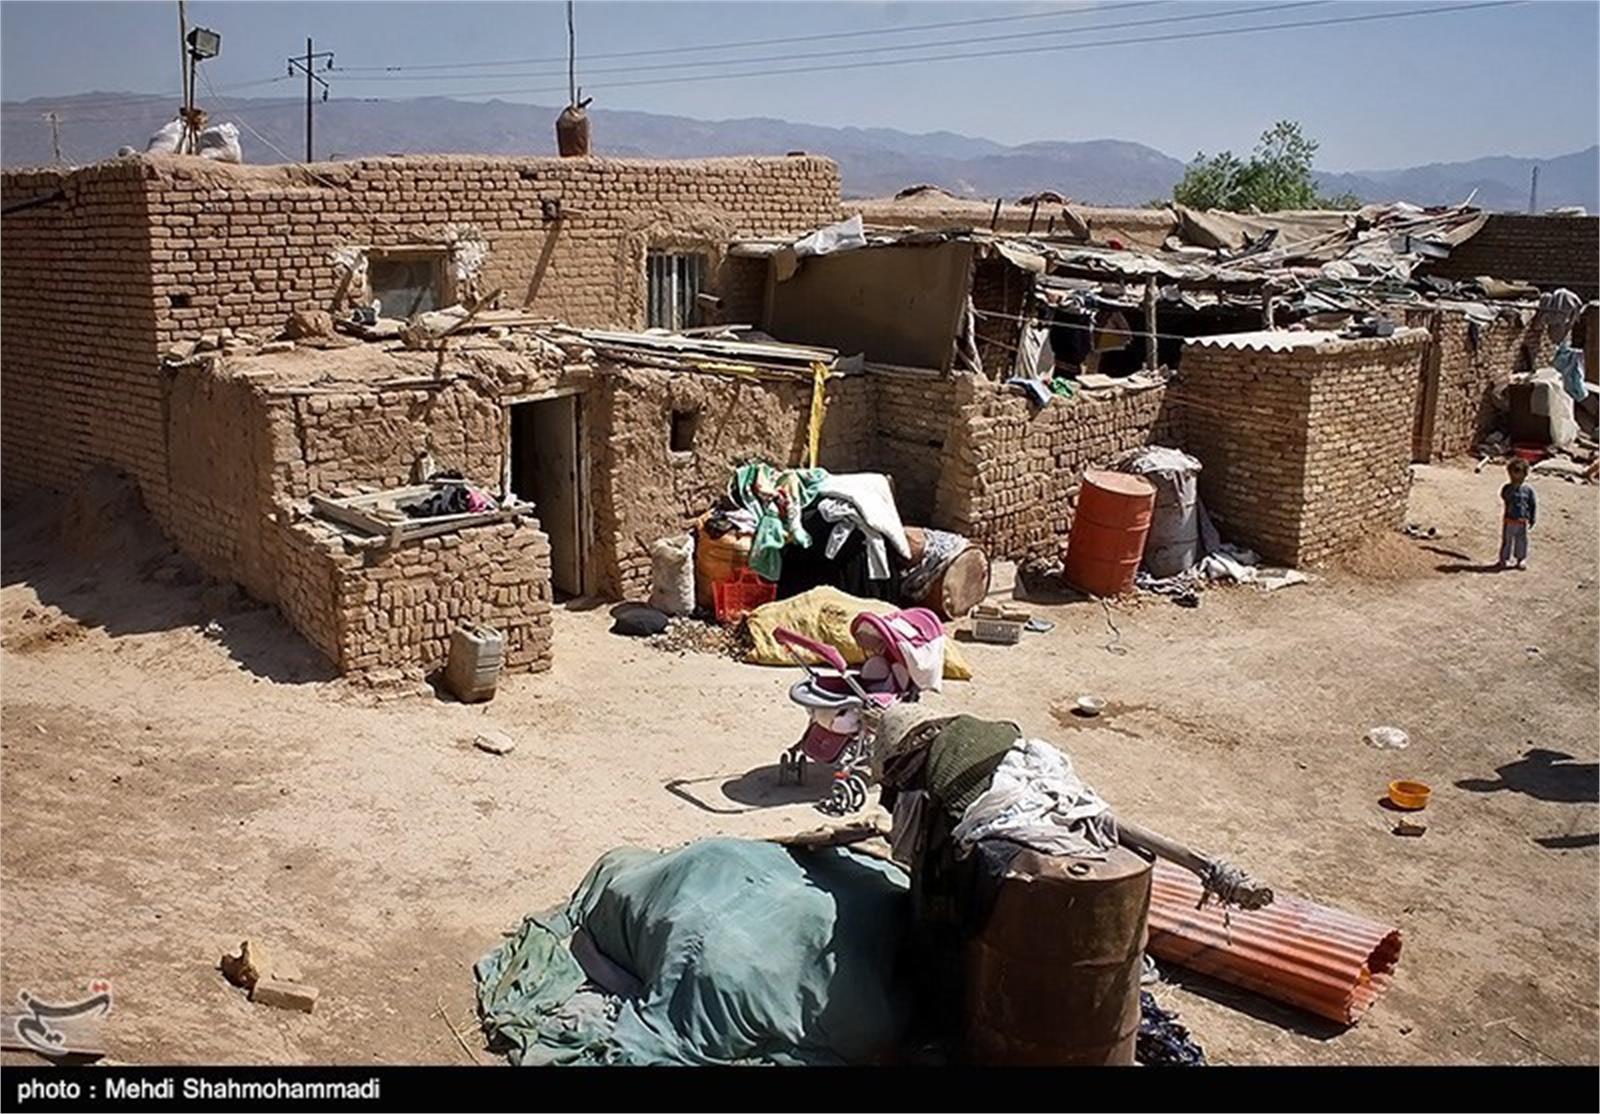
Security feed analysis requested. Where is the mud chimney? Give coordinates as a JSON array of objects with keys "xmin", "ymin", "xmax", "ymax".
[{"xmin": 556, "ymin": 97, "xmax": 592, "ymax": 158}]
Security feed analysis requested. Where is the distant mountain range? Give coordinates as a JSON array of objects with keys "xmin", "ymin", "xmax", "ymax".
[{"xmin": 4, "ymin": 92, "xmax": 1595, "ymax": 212}]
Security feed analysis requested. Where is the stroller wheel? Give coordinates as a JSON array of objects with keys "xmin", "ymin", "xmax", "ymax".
[
  {"xmin": 846, "ymin": 775, "xmax": 868, "ymax": 813},
  {"xmin": 778, "ymin": 751, "xmax": 795, "ymax": 785}
]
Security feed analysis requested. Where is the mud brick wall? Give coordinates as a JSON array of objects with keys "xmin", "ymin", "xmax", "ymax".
[
  {"xmin": 0, "ymin": 162, "xmax": 167, "ymax": 512},
  {"xmin": 1403, "ymin": 306, "xmax": 1549, "ymax": 461},
  {"xmin": 932, "ymin": 378, "xmax": 1183, "ymax": 560},
  {"xmin": 597, "ymin": 367, "xmax": 872, "ymax": 599},
  {"xmin": 137, "ymin": 154, "xmax": 840, "ymax": 345},
  {"xmin": 866, "ymin": 369, "xmax": 963, "ymax": 526},
  {"xmin": 971, "ymin": 256, "xmax": 1031, "ymax": 379},
  {"xmin": 277, "ymin": 516, "xmax": 553, "ymax": 675},
  {"xmin": 1419, "ymin": 215, "xmax": 1600, "ymax": 302},
  {"xmin": 1182, "ymin": 331, "xmax": 1428, "ymax": 566},
  {"xmin": 163, "ymin": 364, "xmax": 280, "ymax": 594}
]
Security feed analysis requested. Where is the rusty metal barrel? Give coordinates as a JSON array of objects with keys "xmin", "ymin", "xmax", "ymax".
[
  {"xmin": 556, "ymin": 103, "xmax": 590, "ymax": 157},
  {"xmin": 963, "ymin": 846, "xmax": 1152, "ymax": 1065},
  {"xmin": 1064, "ymin": 469, "xmax": 1155, "ymax": 597}
]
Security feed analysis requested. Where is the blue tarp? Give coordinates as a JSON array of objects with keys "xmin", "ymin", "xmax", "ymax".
[{"xmin": 476, "ymin": 838, "xmax": 911, "ymax": 1066}]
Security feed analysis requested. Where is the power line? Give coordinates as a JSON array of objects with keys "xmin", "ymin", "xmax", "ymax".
[
  {"xmin": 332, "ymin": 0, "xmax": 1174, "ymax": 72},
  {"xmin": 324, "ymin": 0, "xmax": 1522, "ymax": 103},
  {"xmin": 330, "ymin": 1, "xmax": 1327, "ymax": 85}
]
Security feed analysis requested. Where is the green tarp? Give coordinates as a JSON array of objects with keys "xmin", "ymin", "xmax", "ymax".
[{"xmin": 476, "ymin": 838, "xmax": 911, "ymax": 1066}]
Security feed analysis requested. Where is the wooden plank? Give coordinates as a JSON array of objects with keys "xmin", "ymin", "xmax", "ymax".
[
  {"xmin": 308, "ymin": 494, "xmax": 390, "ymax": 536},
  {"xmin": 1, "ymin": 1011, "xmax": 106, "ymax": 1059}
]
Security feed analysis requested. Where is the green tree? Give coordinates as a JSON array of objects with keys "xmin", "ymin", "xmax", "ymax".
[{"xmin": 1173, "ymin": 120, "xmax": 1358, "ymax": 212}]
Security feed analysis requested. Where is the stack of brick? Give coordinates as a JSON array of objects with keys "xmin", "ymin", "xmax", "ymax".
[
  {"xmin": 933, "ymin": 377, "xmax": 1183, "ymax": 559},
  {"xmin": 1181, "ymin": 330, "xmax": 1428, "ymax": 566},
  {"xmin": 278, "ymin": 515, "xmax": 553, "ymax": 675}
]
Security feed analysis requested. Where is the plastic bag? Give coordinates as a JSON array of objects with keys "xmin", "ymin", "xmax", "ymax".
[
  {"xmin": 1364, "ymin": 726, "xmax": 1410, "ymax": 750},
  {"xmin": 197, "ymin": 123, "xmax": 242, "ymax": 164},
  {"xmin": 145, "ymin": 117, "xmax": 186, "ymax": 154},
  {"xmin": 647, "ymin": 534, "xmax": 695, "ymax": 616}
]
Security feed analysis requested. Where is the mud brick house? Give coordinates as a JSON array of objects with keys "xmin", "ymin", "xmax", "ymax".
[{"xmin": 0, "ymin": 151, "xmax": 1559, "ymax": 677}]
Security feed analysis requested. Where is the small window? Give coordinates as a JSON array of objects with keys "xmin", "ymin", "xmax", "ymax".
[
  {"xmin": 369, "ymin": 251, "xmax": 448, "ymax": 319},
  {"xmin": 647, "ymin": 251, "xmax": 707, "ymax": 331},
  {"xmin": 670, "ymin": 409, "xmax": 699, "ymax": 453}
]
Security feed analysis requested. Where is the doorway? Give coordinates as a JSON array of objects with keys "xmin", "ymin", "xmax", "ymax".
[{"xmin": 510, "ymin": 394, "xmax": 585, "ymax": 598}]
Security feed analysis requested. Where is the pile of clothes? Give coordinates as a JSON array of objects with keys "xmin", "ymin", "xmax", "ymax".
[
  {"xmin": 723, "ymin": 463, "xmax": 911, "ymax": 601},
  {"xmin": 400, "ymin": 472, "xmax": 496, "ymax": 519}
]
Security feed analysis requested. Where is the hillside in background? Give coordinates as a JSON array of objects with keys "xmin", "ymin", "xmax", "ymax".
[{"xmin": 3, "ymin": 92, "xmax": 1595, "ymax": 211}]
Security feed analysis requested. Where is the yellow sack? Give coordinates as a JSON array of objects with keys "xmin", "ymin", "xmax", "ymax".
[{"xmin": 744, "ymin": 586, "xmax": 972, "ymax": 681}]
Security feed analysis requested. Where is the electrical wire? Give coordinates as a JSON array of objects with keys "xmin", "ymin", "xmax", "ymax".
[
  {"xmin": 330, "ymin": 2, "xmax": 1326, "ymax": 84},
  {"xmin": 320, "ymin": 0, "xmax": 1521, "ymax": 102},
  {"xmin": 331, "ymin": 0, "xmax": 1175, "ymax": 72}
]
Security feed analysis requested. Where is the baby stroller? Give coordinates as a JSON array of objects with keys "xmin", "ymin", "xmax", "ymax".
[{"xmin": 773, "ymin": 608, "xmax": 946, "ymax": 815}]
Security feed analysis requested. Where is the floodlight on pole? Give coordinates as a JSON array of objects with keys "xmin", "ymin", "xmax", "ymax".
[{"xmin": 187, "ymin": 27, "xmax": 221, "ymax": 60}]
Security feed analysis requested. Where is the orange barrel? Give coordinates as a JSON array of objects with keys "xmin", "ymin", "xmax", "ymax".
[
  {"xmin": 1063, "ymin": 470, "xmax": 1155, "ymax": 597},
  {"xmin": 927, "ymin": 546, "xmax": 990, "ymax": 620},
  {"xmin": 694, "ymin": 516, "xmax": 752, "ymax": 607},
  {"xmin": 963, "ymin": 847, "xmax": 1152, "ymax": 1065}
]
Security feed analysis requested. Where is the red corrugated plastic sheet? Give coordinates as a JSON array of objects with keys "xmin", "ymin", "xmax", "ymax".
[{"xmin": 1146, "ymin": 861, "xmax": 1402, "ymax": 1026}]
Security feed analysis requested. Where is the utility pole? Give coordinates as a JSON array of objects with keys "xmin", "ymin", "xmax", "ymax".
[
  {"xmin": 287, "ymin": 37, "xmax": 334, "ymax": 162},
  {"xmin": 567, "ymin": 0, "xmax": 577, "ymax": 106},
  {"xmin": 41, "ymin": 112, "xmax": 63, "ymax": 164},
  {"xmin": 177, "ymin": 0, "xmax": 191, "ymax": 152},
  {"xmin": 1528, "ymin": 165, "xmax": 1540, "ymax": 214}
]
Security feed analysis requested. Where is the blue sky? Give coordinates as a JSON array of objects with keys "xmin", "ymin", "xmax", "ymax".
[{"xmin": 2, "ymin": 0, "xmax": 1596, "ymax": 169}]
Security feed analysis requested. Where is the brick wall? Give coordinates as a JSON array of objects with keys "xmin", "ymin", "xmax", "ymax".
[
  {"xmin": 1419, "ymin": 214, "xmax": 1600, "ymax": 302},
  {"xmin": 276, "ymin": 515, "xmax": 553, "ymax": 675},
  {"xmin": 139, "ymin": 154, "xmax": 840, "ymax": 345},
  {"xmin": 866, "ymin": 369, "xmax": 962, "ymax": 525},
  {"xmin": 1, "ymin": 162, "xmax": 167, "ymax": 513},
  {"xmin": 1, "ymin": 153, "xmax": 840, "ymax": 517},
  {"xmin": 933, "ymin": 378, "xmax": 1184, "ymax": 560},
  {"xmin": 1404, "ymin": 305, "xmax": 1549, "ymax": 461},
  {"xmin": 1181, "ymin": 331, "xmax": 1427, "ymax": 566},
  {"xmin": 598, "ymin": 367, "xmax": 872, "ymax": 599}
]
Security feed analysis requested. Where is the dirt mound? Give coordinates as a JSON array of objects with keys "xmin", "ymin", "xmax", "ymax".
[
  {"xmin": 3, "ymin": 605, "xmax": 87, "ymax": 652},
  {"xmin": 58, "ymin": 465, "xmax": 175, "ymax": 569},
  {"xmin": 1328, "ymin": 529, "xmax": 1449, "ymax": 581}
]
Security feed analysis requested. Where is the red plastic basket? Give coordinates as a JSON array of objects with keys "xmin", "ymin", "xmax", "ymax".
[{"xmin": 712, "ymin": 569, "xmax": 776, "ymax": 625}]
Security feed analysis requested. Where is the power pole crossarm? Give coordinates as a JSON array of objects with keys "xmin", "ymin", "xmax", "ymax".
[{"xmin": 287, "ymin": 38, "xmax": 334, "ymax": 162}]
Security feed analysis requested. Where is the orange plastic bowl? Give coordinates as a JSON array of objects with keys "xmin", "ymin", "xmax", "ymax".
[{"xmin": 1388, "ymin": 780, "xmax": 1431, "ymax": 811}]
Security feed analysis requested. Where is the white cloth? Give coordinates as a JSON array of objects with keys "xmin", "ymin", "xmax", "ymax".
[
  {"xmin": 819, "ymin": 497, "xmax": 892, "ymax": 580},
  {"xmin": 815, "ymin": 473, "xmax": 911, "ymax": 582},
  {"xmin": 882, "ymin": 612, "xmax": 944, "ymax": 693},
  {"xmin": 793, "ymin": 214, "xmax": 866, "ymax": 257},
  {"xmin": 951, "ymin": 739, "xmax": 1116, "ymax": 857}
]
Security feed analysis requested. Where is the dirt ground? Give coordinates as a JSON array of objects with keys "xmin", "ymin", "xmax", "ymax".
[{"xmin": 2, "ymin": 462, "xmax": 1595, "ymax": 1067}]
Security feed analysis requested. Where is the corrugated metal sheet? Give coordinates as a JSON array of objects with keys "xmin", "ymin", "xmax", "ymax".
[
  {"xmin": 1186, "ymin": 330, "xmax": 1344, "ymax": 353},
  {"xmin": 1146, "ymin": 861, "xmax": 1402, "ymax": 1026}
]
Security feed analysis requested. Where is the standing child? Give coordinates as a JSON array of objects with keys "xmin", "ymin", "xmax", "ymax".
[{"xmin": 1497, "ymin": 458, "xmax": 1536, "ymax": 570}]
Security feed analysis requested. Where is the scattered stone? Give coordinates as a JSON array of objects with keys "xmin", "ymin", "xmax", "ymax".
[
  {"xmin": 259, "ymin": 339, "xmax": 295, "ymax": 354},
  {"xmin": 166, "ymin": 340, "xmax": 198, "ymax": 361},
  {"xmin": 250, "ymin": 978, "xmax": 319, "ymax": 1014},
  {"xmin": 220, "ymin": 940, "xmax": 263, "ymax": 989},
  {"xmin": 645, "ymin": 616, "xmax": 751, "ymax": 659},
  {"xmin": 1393, "ymin": 817, "xmax": 1428, "ymax": 838},
  {"xmin": 195, "ymin": 332, "xmax": 222, "ymax": 353},
  {"xmin": 474, "ymin": 729, "xmax": 516, "ymax": 755}
]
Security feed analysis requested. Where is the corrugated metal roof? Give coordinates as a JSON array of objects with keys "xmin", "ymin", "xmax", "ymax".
[
  {"xmin": 1187, "ymin": 330, "xmax": 1346, "ymax": 353},
  {"xmin": 1147, "ymin": 861, "xmax": 1402, "ymax": 1026}
]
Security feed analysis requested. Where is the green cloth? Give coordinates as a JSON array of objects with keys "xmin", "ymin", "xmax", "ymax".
[
  {"xmin": 924, "ymin": 714, "xmax": 1022, "ymax": 819},
  {"xmin": 476, "ymin": 838, "xmax": 911, "ymax": 1066},
  {"xmin": 731, "ymin": 462, "xmax": 827, "ymax": 581}
]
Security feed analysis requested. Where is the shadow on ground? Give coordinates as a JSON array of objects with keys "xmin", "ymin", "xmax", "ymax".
[
  {"xmin": 2, "ymin": 490, "xmax": 335, "ymax": 685},
  {"xmin": 1455, "ymin": 748, "xmax": 1600, "ymax": 804}
]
